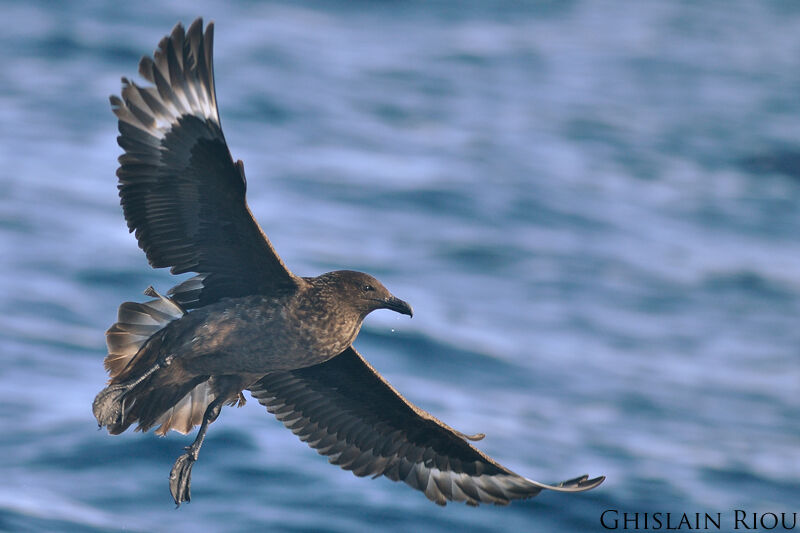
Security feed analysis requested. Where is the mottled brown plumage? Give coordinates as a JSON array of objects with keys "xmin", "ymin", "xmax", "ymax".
[{"xmin": 93, "ymin": 18, "xmax": 604, "ymax": 507}]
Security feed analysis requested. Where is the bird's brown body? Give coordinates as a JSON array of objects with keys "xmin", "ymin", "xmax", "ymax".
[
  {"xmin": 143, "ymin": 272, "xmax": 399, "ymax": 376},
  {"xmin": 94, "ymin": 270, "xmax": 409, "ymax": 437},
  {"xmin": 93, "ymin": 17, "xmax": 603, "ymax": 507}
]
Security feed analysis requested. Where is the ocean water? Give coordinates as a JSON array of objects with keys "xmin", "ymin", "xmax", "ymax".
[{"xmin": 1, "ymin": 0, "xmax": 799, "ymax": 531}]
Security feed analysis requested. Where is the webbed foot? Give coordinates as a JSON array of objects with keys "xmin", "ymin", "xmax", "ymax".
[
  {"xmin": 169, "ymin": 448, "xmax": 196, "ymax": 506},
  {"xmin": 92, "ymin": 383, "xmax": 129, "ymax": 428},
  {"xmin": 166, "ymin": 390, "xmax": 230, "ymax": 507}
]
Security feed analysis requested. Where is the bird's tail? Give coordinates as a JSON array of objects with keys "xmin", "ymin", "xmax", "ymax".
[
  {"xmin": 103, "ymin": 286, "xmax": 184, "ymax": 381},
  {"xmin": 93, "ymin": 287, "xmax": 220, "ymax": 436}
]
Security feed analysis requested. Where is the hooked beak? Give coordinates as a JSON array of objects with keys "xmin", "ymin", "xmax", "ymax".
[{"xmin": 381, "ymin": 296, "xmax": 413, "ymax": 317}]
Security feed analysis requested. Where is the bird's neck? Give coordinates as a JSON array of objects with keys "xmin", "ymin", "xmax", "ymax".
[{"xmin": 294, "ymin": 284, "xmax": 364, "ymax": 360}]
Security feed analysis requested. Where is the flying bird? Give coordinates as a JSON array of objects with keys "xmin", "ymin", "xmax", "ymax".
[{"xmin": 93, "ymin": 18, "xmax": 604, "ymax": 507}]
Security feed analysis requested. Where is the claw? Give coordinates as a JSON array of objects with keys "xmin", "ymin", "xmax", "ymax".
[{"xmin": 169, "ymin": 451, "xmax": 196, "ymax": 506}]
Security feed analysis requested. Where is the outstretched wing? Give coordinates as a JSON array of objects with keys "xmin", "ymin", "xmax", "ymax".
[
  {"xmin": 110, "ymin": 18, "xmax": 299, "ymax": 308},
  {"xmin": 249, "ymin": 347, "xmax": 604, "ymax": 506}
]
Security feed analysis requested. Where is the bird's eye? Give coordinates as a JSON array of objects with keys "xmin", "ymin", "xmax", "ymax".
[{"xmin": 363, "ymin": 284, "xmax": 375, "ymax": 292}]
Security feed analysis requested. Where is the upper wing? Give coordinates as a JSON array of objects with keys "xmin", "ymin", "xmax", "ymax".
[
  {"xmin": 110, "ymin": 18, "xmax": 299, "ymax": 308},
  {"xmin": 249, "ymin": 347, "xmax": 604, "ymax": 506}
]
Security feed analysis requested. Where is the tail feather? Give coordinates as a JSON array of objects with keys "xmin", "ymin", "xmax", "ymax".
[
  {"xmin": 97, "ymin": 375, "xmax": 205, "ymax": 435},
  {"xmin": 130, "ymin": 376, "xmax": 207, "ymax": 434},
  {"xmin": 152, "ymin": 380, "xmax": 215, "ymax": 435},
  {"xmin": 103, "ymin": 286, "xmax": 183, "ymax": 380},
  {"xmin": 96, "ymin": 286, "xmax": 214, "ymax": 436},
  {"xmin": 96, "ymin": 286, "xmax": 229, "ymax": 436}
]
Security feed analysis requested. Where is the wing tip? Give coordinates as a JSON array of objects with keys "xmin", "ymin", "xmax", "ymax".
[
  {"xmin": 170, "ymin": 20, "xmax": 186, "ymax": 39},
  {"xmin": 168, "ymin": 17, "xmax": 211, "ymax": 38},
  {"xmin": 533, "ymin": 473, "xmax": 606, "ymax": 493},
  {"xmin": 113, "ymin": 16, "xmax": 219, "ymax": 140},
  {"xmin": 187, "ymin": 17, "xmax": 204, "ymax": 33}
]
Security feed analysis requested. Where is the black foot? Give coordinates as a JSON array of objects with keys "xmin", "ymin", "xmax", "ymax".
[
  {"xmin": 92, "ymin": 383, "xmax": 129, "ymax": 427},
  {"xmin": 169, "ymin": 449, "xmax": 196, "ymax": 506}
]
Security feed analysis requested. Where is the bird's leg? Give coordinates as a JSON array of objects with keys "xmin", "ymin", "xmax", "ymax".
[
  {"xmin": 93, "ymin": 361, "xmax": 165, "ymax": 428},
  {"xmin": 169, "ymin": 396, "xmax": 225, "ymax": 506}
]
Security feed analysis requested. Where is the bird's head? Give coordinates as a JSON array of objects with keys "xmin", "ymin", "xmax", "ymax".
[{"xmin": 318, "ymin": 270, "xmax": 413, "ymax": 318}]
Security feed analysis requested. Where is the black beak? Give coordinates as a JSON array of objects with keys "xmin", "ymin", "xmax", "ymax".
[{"xmin": 382, "ymin": 296, "xmax": 413, "ymax": 317}]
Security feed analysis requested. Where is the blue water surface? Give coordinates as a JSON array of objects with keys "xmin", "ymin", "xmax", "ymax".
[{"xmin": 1, "ymin": 0, "xmax": 799, "ymax": 531}]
